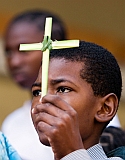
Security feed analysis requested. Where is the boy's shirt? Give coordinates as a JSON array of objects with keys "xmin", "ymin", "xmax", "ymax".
[{"xmin": 61, "ymin": 144, "xmax": 123, "ymax": 160}]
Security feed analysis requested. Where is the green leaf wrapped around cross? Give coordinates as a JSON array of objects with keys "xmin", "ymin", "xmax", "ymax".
[{"xmin": 19, "ymin": 17, "xmax": 79, "ymax": 98}]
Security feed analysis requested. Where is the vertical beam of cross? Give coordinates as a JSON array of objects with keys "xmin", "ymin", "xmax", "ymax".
[
  {"xmin": 42, "ymin": 17, "xmax": 52, "ymax": 97},
  {"xmin": 19, "ymin": 17, "xmax": 79, "ymax": 99}
]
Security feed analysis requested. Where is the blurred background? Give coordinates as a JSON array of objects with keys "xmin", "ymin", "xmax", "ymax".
[{"xmin": 0, "ymin": 0, "xmax": 125, "ymax": 127}]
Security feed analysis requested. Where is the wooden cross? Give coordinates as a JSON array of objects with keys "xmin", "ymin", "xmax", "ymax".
[{"xmin": 20, "ymin": 17, "xmax": 79, "ymax": 98}]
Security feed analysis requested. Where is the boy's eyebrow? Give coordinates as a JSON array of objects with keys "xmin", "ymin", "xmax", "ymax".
[
  {"xmin": 51, "ymin": 79, "xmax": 66, "ymax": 85},
  {"xmin": 32, "ymin": 78, "xmax": 77, "ymax": 89},
  {"xmin": 51, "ymin": 78, "xmax": 77, "ymax": 87},
  {"xmin": 32, "ymin": 82, "xmax": 41, "ymax": 88}
]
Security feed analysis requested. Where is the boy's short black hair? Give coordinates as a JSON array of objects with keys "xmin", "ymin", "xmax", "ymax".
[
  {"xmin": 6, "ymin": 9, "xmax": 67, "ymax": 41},
  {"xmin": 50, "ymin": 40, "xmax": 122, "ymax": 102}
]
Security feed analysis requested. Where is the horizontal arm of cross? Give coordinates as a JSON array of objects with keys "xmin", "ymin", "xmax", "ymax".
[{"xmin": 19, "ymin": 40, "xmax": 79, "ymax": 51}]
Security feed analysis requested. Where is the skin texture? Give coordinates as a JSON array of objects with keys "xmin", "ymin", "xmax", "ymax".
[
  {"xmin": 31, "ymin": 58, "xmax": 113, "ymax": 159},
  {"xmin": 4, "ymin": 22, "xmax": 43, "ymax": 89}
]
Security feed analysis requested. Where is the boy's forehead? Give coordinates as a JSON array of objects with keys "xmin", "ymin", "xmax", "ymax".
[{"xmin": 38, "ymin": 58, "xmax": 84, "ymax": 80}]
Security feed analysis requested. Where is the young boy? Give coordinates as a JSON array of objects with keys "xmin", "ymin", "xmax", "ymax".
[{"xmin": 31, "ymin": 40, "xmax": 122, "ymax": 160}]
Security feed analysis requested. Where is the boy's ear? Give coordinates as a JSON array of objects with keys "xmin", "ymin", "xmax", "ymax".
[{"xmin": 95, "ymin": 93, "xmax": 118, "ymax": 123}]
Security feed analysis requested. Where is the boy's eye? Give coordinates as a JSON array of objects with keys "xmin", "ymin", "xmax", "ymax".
[
  {"xmin": 57, "ymin": 87, "xmax": 71, "ymax": 93},
  {"xmin": 32, "ymin": 90, "xmax": 41, "ymax": 97}
]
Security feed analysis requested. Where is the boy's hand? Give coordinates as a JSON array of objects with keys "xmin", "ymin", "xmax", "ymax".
[{"xmin": 31, "ymin": 94, "xmax": 84, "ymax": 159}]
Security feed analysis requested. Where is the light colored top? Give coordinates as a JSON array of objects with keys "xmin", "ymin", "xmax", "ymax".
[
  {"xmin": 61, "ymin": 144, "xmax": 123, "ymax": 160},
  {"xmin": 0, "ymin": 131, "xmax": 21, "ymax": 160},
  {"xmin": 1, "ymin": 100, "xmax": 54, "ymax": 160},
  {"xmin": 108, "ymin": 114, "xmax": 121, "ymax": 127}
]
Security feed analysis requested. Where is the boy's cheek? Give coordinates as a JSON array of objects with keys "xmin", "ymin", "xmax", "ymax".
[{"xmin": 31, "ymin": 96, "xmax": 41, "ymax": 111}]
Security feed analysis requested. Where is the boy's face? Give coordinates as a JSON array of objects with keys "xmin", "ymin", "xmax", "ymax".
[
  {"xmin": 31, "ymin": 58, "xmax": 100, "ymax": 148},
  {"xmin": 5, "ymin": 22, "xmax": 43, "ymax": 89}
]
